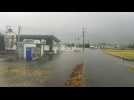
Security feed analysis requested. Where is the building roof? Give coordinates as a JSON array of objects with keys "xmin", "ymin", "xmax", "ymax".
[{"xmin": 17, "ymin": 35, "xmax": 60, "ymax": 42}]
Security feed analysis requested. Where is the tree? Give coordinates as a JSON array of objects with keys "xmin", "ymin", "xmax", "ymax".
[
  {"xmin": 99, "ymin": 42, "xmax": 106, "ymax": 48},
  {"xmin": 132, "ymin": 43, "xmax": 134, "ymax": 49},
  {"xmin": 0, "ymin": 33, "xmax": 5, "ymax": 51},
  {"xmin": 85, "ymin": 43, "xmax": 90, "ymax": 48},
  {"xmin": 127, "ymin": 42, "xmax": 134, "ymax": 49},
  {"xmin": 128, "ymin": 43, "xmax": 132, "ymax": 48}
]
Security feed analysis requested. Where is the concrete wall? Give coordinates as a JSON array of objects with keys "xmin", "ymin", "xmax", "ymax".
[{"xmin": 44, "ymin": 45, "xmax": 50, "ymax": 51}]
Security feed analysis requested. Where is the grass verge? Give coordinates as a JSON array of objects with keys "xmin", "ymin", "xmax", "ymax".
[{"xmin": 103, "ymin": 49, "xmax": 134, "ymax": 61}]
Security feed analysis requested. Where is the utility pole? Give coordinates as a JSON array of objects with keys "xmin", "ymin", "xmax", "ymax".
[
  {"xmin": 75, "ymin": 33, "xmax": 77, "ymax": 48},
  {"xmin": 82, "ymin": 26, "xmax": 85, "ymax": 52},
  {"xmin": 88, "ymin": 40, "xmax": 90, "ymax": 48},
  {"xmin": 18, "ymin": 25, "xmax": 21, "ymax": 43},
  {"xmin": 77, "ymin": 33, "xmax": 80, "ymax": 48},
  {"xmin": 16, "ymin": 25, "xmax": 21, "ymax": 59}
]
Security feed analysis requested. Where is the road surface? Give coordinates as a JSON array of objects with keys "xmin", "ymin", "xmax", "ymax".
[
  {"xmin": 0, "ymin": 49, "xmax": 134, "ymax": 87},
  {"xmin": 44, "ymin": 49, "xmax": 134, "ymax": 87},
  {"xmin": 44, "ymin": 52, "xmax": 83, "ymax": 87},
  {"xmin": 84, "ymin": 49, "xmax": 134, "ymax": 87}
]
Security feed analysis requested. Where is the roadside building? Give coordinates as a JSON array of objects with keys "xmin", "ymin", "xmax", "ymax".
[
  {"xmin": 17, "ymin": 39, "xmax": 44, "ymax": 60},
  {"xmin": 17, "ymin": 35, "xmax": 60, "ymax": 60}
]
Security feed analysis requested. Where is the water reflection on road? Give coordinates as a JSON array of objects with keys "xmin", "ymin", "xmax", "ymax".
[
  {"xmin": 84, "ymin": 49, "xmax": 134, "ymax": 87},
  {"xmin": 43, "ymin": 52, "xmax": 83, "ymax": 87},
  {"xmin": 0, "ymin": 48, "xmax": 134, "ymax": 87}
]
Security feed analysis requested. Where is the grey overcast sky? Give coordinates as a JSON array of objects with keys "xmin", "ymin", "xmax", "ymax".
[{"xmin": 0, "ymin": 12, "xmax": 134, "ymax": 44}]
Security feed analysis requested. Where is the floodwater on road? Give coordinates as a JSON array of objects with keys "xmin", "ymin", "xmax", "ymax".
[
  {"xmin": 0, "ymin": 48, "xmax": 134, "ymax": 87},
  {"xmin": 35, "ymin": 48, "xmax": 134, "ymax": 87},
  {"xmin": 0, "ymin": 52, "xmax": 83, "ymax": 87},
  {"xmin": 84, "ymin": 49, "xmax": 134, "ymax": 87},
  {"xmin": 43, "ymin": 52, "xmax": 83, "ymax": 87}
]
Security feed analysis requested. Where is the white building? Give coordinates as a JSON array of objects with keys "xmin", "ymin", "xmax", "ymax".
[
  {"xmin": 17, "ymin": 35, "xmax": 60, "ymax": 60},
  {"xmin": 4, "ymin": 27, "xmax": 16, "ymax": 50},
  {"xmin": 17, "ymin": 39, "xmax": 45, "ymax": 60},
  {"xmin": 53, "ymin": 40, "xmax": 60, "ymax": 54}
]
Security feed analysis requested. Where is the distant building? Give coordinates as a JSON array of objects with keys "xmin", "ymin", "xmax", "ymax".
[
  {"xmin": 98, "ymin": 43, "xmax": 120, "ymax": 49},
  {"xmin": 89, "ymin": 42, "xmax": 98, "ymax": 49},
  {"xmin": 4, "ymin": 26, "xmax": 16, "ymax": 50}
]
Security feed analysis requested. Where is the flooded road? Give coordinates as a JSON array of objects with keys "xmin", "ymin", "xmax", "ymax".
[
  {"xmin": 0, "ymin": 49, "xmax": 134, "ymax": 87},
  {"xmin": 84, "ymin": 49, "xmax": 134, "ymax": 87},
  {"xmin": 43, "ymin": 52, "xmax": 83, "ymax": 87},
  {"xmin": 0, "ymin": 53, "xmax": 83, "ymax": 87},
  {"xmin": 37, "ymin": 48, "xmax": 134, "ymax": 87}
]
